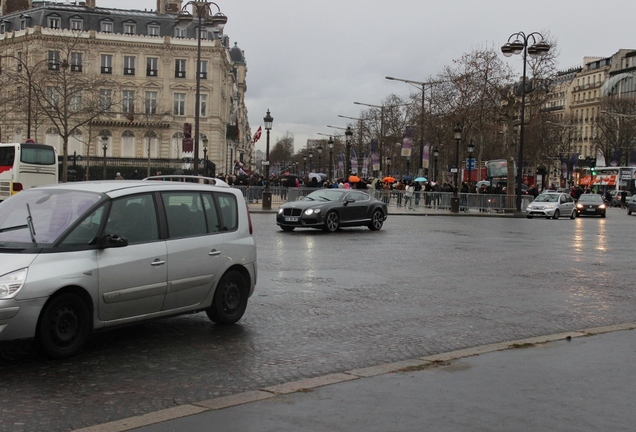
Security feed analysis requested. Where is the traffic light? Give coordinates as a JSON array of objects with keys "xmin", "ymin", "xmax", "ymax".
[{"xmin": 590, "ymin": 160, "xmax": 596, "ymax": 175}]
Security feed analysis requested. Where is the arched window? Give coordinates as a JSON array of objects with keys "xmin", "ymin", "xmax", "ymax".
[
  {"xmin": 171, "ymin": 132, "xmax": 185, "ymax": 158},
  {"xmin": 144, "ymin": 131, "xmax": 159, "ymax": 158},
  {"xmin": 121, "ymin": 130, "xmax": 135, "ymax": 158}
]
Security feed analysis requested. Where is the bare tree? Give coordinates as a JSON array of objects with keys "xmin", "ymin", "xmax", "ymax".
[{"xmin": 595, "ymin": 96, "xmax": 636, "ymax": 166}]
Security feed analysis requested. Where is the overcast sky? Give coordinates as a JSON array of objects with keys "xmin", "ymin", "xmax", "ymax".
[{"xmin": 101, "ymin": 0, "xmax": 634, "ymax": 153}]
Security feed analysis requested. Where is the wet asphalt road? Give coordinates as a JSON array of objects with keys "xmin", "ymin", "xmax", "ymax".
[{"xmin": 1, "ymin": 209, "xmax": 635, "ymax": 431}]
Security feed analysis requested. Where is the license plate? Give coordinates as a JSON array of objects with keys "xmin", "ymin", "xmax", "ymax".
[
  {"xmin": 285, "ymin": 217, "xmax": 299, "ymax": 222},
  {"xmin": 586, "ymin": 208, "xmax": 595, "ymax": 212}
]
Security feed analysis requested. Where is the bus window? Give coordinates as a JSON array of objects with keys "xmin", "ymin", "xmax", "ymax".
[{"xmin": 0, "ymin": 147, "xmax": 15, "ymax": 168}]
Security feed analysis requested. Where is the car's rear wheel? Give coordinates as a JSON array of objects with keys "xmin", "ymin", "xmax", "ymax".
[
  {"xmin": 552, "ymin": 209, "xmax": 560, "ymax": 219},
  {"xmin": 281, "ymin": 226, "xmax": 295, "ymax": 232},
  {"xmin": 368, "ymin": 209, "xmax": 384, "ymax": 230},
  {"xmin": 206, "ymin": 270, "xmax": 248, "ymax": 324},
  {"xmin": 323, "ymin": 211, "xmax": 339, "ymax": 232},
  {"xmin": 35, "ymin": 293, "xmax": 92, "ymax": 359},
  {"xmin": 526, "ymin": 215, "xmax": 533, "ymax": 219}
]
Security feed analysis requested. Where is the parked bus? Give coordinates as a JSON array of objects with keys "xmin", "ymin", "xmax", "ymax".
[
  {"xmin": 0, "ymin": 142, "xmax": 58, "ymax": 201},
  {"xmin": 579, "ymin": 166, "xmax": 636, "ymax": 194}
]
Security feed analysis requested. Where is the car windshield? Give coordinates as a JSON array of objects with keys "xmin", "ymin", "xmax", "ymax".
[
  {"xmin": 533, "ymin": 194, "xmax": 559, "ymax": 203},
  {"xmin": 0, "ymin": 189, "xmax": 102, "ymax": 249},
  {"xmin": 303, "ymin": 190, "xmax": 345, "ymax": 202},
  {"xmin": 578, "ymin": 194, "xmax": 603, "ymax": 202}
]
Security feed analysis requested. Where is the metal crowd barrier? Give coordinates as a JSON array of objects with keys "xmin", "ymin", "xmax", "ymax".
[{"xmin": 232, "ymin": 185, "xmax": 534, "ymax": 213}]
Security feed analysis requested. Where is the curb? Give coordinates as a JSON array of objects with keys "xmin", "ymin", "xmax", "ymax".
[{"xmin": 72, "ymin": 322, "xmax": 636, "ymax": 432}]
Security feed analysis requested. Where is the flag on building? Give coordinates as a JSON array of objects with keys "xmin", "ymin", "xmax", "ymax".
[{"xmin": 252, "ymin": 126, "xmax": 262, "ymax": 143}]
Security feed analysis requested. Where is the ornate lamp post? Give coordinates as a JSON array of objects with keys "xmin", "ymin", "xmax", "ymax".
[
  {"xmin": 262, "ymin": 109, "xmax": 273, "ymax": 210},
  {"xmin": 467, "ymin": 139, "xmax": 475, "ymax": 191},
  {"xmin": 501, "ymin": 31, "xmax": 551, "ymax": 212},
  {"xmin": 386, "ymin": 156, "xmax": 391, "ymax": 178},
  {"xmin": 345, "ymin": 126, "xmax": 353, "ymax": 178},
  {"xmin": 328, "ymin": 136, "xmax": 334, "ymax": 180},
  {"xmin": 308, "ymin": 150, "xmax": 313, "ymax": 173},
  {"xmin": 176, "ymin": 1, "xmax": 227, "ymax": 175},
  {"xmin": 433, "ymin": 147, "xmax": 439, "ymax": 182},
  {"xmin": 451, "ymin": 123, "xmax": 462, "ymax": 213},
  {"xmin": 101, "ymin": 134, "xmax": 108, "ymax": 180},
  {"xmin": 317, "ymin": 143, "xmax": 323, "ymax": 173}
]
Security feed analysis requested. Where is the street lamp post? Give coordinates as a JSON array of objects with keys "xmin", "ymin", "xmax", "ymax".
[
  {"xmin": 308, "ymin": 150, "xmax": 313, "ymax": 173},
  {"xmin": 303, "ymin": 155, "xmax": 307, "ymax": 175},
  {"xmin": 262, "ymin": 109, "xmax": 273, "ymax": 210},
  {"xmin": 467, "ymin": 140, "xmax": 475, "ymax": 192},
  {"xmin": 176, "ymin": 1, "xmax": 227, "ymax": 175},
  {"xmin": 451, "ymin": 123, "xmax": 462, "ymax": 213},
  {"xmin": 433, "ymin": 147, "xmax": 439, "ymax": 182},
  {"xmin": 386, "ymin": 156, "xmax": 391, "ymax": 178},
  {"xmin": 328, "ymin": 136, "xmax": 334, "ymax": 181},
  {"xmin": 203, "ymin": 137, "xmax": 209, "ymax": 177},
  {"xmin": 317, "ymin": 143, "xmax": 323, "ymax": 173},
  {"xmin": 345, "ymin": 126, "xmax": 353, "ymax": 178},
  {"xmin": 501, "ymin": 31, "xmax": 551, "ymax": 212},
  {"xmin": 101, "ymin": 135, "xmax": 108, "ymax": 180}
]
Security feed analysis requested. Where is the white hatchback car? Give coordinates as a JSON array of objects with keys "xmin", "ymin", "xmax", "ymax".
[
  {"xmin": 526, "ymin": 192, "xmax": 576, "ymax": 219},
  {"xmin": 0, "ymin": 177, "xmax": 257, "ymax": 358}
]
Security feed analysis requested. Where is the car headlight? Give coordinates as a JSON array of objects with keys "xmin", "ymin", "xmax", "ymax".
[
  {"xmin": 0, "ymin": 268, "xmax": 28, "ymax": 299},
  {"xmin": 576, "ymin": 203, "xmax": 584, "ymax": 209},
  {"xmin": 599, "ymin": 204, "xmax": 606, "ymax": 209},
  {"xmin": 278, "ymin": 208, "xmax": 284, "ymax": 214},
  {"xmin": 305, "ymin": 208, "xmax": 321, "ymax": 216}
]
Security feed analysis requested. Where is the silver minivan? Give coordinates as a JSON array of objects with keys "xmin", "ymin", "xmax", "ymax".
[{"xmin": 0, "ymin": 177, "xmax": 257, "ymax": 358}]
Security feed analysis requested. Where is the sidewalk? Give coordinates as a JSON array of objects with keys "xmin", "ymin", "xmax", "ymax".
[{"xmin": 77, "ymin": 324, "xmax": 636, "ymax": 432}]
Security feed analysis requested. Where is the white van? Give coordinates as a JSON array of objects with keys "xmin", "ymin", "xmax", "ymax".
[{"xmin": 0, "ymin": 177, "xmax": 257, "ymax": 358}]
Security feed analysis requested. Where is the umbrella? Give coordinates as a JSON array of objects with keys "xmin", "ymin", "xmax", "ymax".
[
  {"xmin": 382, "ymin": 176, "xmax": 396, "ymax": 183},
  {"xmin": 308, "ymin": 172, "xmax": 322, "ymax": 181},
  {"xmin": 414, "ymin": 177, "xmax": 427, "ymax": 182},
  {"xmin": 349, "ymin": 175, "xmax": 361, "ymax": 183},
  {"xmin": 402, "ymin": 175, "xmax": 412, "ymax": 181}
]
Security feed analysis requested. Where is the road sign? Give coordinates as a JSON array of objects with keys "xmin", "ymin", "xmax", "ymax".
[{"xmin": 465, "ymin": 158, "xmax": 476, "ymax": 170}]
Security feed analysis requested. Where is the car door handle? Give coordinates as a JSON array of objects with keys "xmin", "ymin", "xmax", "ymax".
[
  {"xmin": 209, "ymin": 249, "xmax": 222, "ymax": 257},
  {"xmin": 151, "ymin": 259, "xmax": 166, "ymax": 266}
]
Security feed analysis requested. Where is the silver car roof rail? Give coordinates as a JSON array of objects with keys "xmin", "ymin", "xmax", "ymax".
[{"xmin": 143, "ymin": 175, "xmax": 230, "ymax": 187}]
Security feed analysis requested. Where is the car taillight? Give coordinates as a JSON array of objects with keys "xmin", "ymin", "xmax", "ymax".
[{"xmin": 12, "ymin": 182, "xmax": 23, "ymax": 192}]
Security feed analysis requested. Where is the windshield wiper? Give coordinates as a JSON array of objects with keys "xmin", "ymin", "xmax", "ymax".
[
  {"xmin": 318, "ymin": 196, "xmax": 331, "ymax": 201},
  {"xmin": 0, "ymin": 224, "xmax": 29, "ymax": 233},
  {"xmin": 26, "ymin": 203, "xmax": 38, "ymax": 247}
]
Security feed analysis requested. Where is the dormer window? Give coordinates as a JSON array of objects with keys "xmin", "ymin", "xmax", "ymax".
[
  {"xmin": 48, "ymin": 17, "xmax": 61, "ymax": 29},
  {"xmin": 174, "ymin": 27, "xmax": 186, "ymax": 38},
  {"xmin": 100, "ymin": 21, "xmax": 113, "ymax": 33},
  {"xmin": 123, "ymin": 22, "xmax": 136, "ymax": 35},
  {"xmin": 70, "ymin": 18, "xmax": 83, "ymax": 30},
  {"xmin": 20, "ymin": 19, "xmax": 27, "ymax": 30},
  {"xmin": 147, "ymin": 24, "xmax": 160, "ymax": 36}
]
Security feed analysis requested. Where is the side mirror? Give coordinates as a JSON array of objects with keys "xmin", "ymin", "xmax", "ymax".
[{"xmin": 98, "ymin": 234, "xmax": 129, "ymax": 249}]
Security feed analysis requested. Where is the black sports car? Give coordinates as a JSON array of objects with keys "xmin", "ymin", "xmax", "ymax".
[
  {"xmin": 575, "ymin": 193, "xmax": 607, "ymax": 217},
  {"xmin": 276, "ymin": 189, "xmax": 388, "ymax": 232}
]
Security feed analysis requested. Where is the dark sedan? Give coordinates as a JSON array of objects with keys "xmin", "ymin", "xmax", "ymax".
[
  {"xmin": 276, "ymin": 189, "xmax": 388, "ymax": 232},
  {"xmin": 575, "ymin": 194, "xmax": 606, "ymax": 217}
]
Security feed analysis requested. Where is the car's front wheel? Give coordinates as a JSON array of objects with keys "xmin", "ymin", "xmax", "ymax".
[
  {"xmin": 552, "ymin": 209, "xmax": 560, "ymax": 219},
  {"xmin": 35, "ymin": 292, "xmax": 92, "ymax": 359},
  {"xmin": 323, "ymin": 211, "xmax": 340, "ymax": 232},
  {"xmin": 570, "ymin": 210, "xmax": 576, "ymax": 219},
  {"xmin": 206, "ymin": 270, "xmax": 248, "ymax": 324},
  {"xmin": 368, "ymin": 209, "xmax": 384, "ymax": 230},
  {"xmin": 628, "ymin": 208, "xmax": 632, "ymax": 215}
]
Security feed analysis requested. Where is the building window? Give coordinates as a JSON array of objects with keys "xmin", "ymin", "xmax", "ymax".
[
  {"xmin": 46, "ymin": 86, "xmax": 61, "ymax": 108},
  {"xmin": 70, "ymin": 19, "xmax": 83, "ymax": 30},
  {"xmin": 174, "ymin": 93, "xmax": 186, "ymax": 116},
  {"xmin": 48, "ymin": 17, "xmax": 61, "ymax": 29},
  {"xmin": 123, "ymin": 22, "xmax": 136, "ymax": 35},
  {"xmin": 147, "ymin": 24, "xmax": 160, "ymax": 36},
  {"xmin": 198, "ymin": 28, "xmax": 208, "ymax": 40},
  {"xmin": 100, "ymin": 21, "xmax": 113, "ymax": 33},
  {"xmin": 198, "ymin": 60, "xmax": 208, "ymax": 79},
  {"xmin": 122, "ymin": 90, "xmax": 135, "ymax": 114},
  {"xmin": 48, "ymin": 51, "xmax": 61, "ymax": 70},
  {"xmin": 70, "ymin": 93, "xmax": 82, "ymax": 112},
  {"xmin": 198, "ymin": 94, "xmax": 207, "ymax": 117},
  {"xmin": 20, "ymin": 19, "xmax": 26, "ymax": 30},
  {"xmin": 175, "ymin": 59, "xmax": 186, "ymax": 78},
  {"xmin": 146, "ymin": 57, "xmax": 158, "ymax": 77},
  {"xmin": 100, "ymin": 89, "xmax": 112, "ymax": 110},
  {"xmin": 123, "ymin": 56, "xmax": 136, "ymax": 76},
  {"xmin": 70, "ymin": 52, "xmax": 82, "ymax": 72},
  {"xmin": 145, "ymin": 91, "xmax": 158, "ymax": 114},
  {"xmin": 174, "ymin": 27, "xmax": 186, "ymax": 38},
  {"xmin": 101, "ymin": 54, "xmax": 113, "ymax": 74}
]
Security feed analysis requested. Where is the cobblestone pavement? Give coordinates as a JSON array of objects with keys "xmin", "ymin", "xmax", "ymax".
[{"xmin": 1, "ymin": 209, "xmax": 635, "ymax": 431}]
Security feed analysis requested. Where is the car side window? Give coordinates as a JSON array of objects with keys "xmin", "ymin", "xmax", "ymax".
[
  {"xmin": 104, "ymin": 194, "xmax": 159, "ymax": 243},
  {"xmin": 201, "ymin": 193, "xmax": 221, "ymax": 233},
  {"xmin": 162, "ymin": 192, "xmax": 208, "ymax": 238},
  {"xmin": 216, "ymin": 192, "xmax": 238, "ymax": 231},
  {"xmin": 60, "ymin": 205, "xmax": 106, "ymax": 246}
]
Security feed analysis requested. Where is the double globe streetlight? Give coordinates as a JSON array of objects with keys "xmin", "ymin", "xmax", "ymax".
[
  {"xmin": 176, "ymin": 1, "xmax": 227, "ymax": 176},
  {"xmin": 262, "ymin": 109, "xmax": 273, "ymax": 210},
  {"xmin": 501, "ymin": 31, "xmax": 550, "ymax": 212}
]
